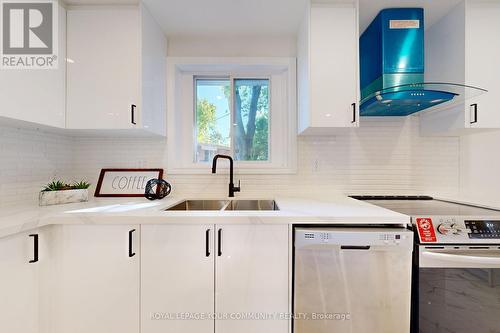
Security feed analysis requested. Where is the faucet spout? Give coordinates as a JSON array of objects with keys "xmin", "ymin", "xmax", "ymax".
[{"xmin": 211, "ymin": 154, "xmax": 240, "ymax": 197}]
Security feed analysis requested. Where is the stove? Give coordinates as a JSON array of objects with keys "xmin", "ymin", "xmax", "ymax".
[
  {"xmin": 351, "ymin": 195, "xmax": 500, "ymax": 245},
  {"xmin": 351, "ymin": 195, "xmax": 500, "ymax": 333}
]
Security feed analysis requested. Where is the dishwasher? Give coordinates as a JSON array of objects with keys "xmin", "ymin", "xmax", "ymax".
[{"xmin": 294, "ymin": 227, "xmax": 413, "ymax": 333}]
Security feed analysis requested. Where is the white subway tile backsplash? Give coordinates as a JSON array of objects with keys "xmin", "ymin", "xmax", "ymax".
[
  {"xmin": 0, "ymin": 116, "xmax": 460, "ymax": 207},
  {"xmin": 0, "ymin": 125, "xmax": 74, "ymax": 207}
]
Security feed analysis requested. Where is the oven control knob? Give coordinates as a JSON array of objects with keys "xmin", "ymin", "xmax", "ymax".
[
  {"xmin": 450, "ymin": 224, "xmax": 464, "ymax": 234},
  {"xmin": 437, "ymin": 223, "xmax": 453, "ymax": 235}
]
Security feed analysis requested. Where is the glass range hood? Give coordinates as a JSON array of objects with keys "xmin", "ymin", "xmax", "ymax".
[
  {"xmin": 359, "ymin": 8, "xmax": 487, "ymax": 117},
  {"xmin": 360, "ymin": 82, "xmax": 487, "ymax": 117}
]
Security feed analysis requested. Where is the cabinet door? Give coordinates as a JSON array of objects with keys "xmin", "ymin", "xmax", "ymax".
[
  {"xmin": 466, "ymin": 1, "xmax": 500, "ymax": 128},
  {"xmin": 51, "ymin": 225, "xmax": 140, "ymax": 333},
  {"xmin": 215, "ymin": 224, "xmax": 290, "ymax": 333},
  {"xmin": 0, "ymin": 4, "xmax": 66, "ymax": 128},
  {"xmin": 0, "ymin": 231, "xmax": 39, "ymax": 333},
  {"xmin": 66, "ymin": 7, "xmax": 140, "ymax": 130},
  {"xmin": 310, "ymin": 3, "xmax": 358, "ymax": 128},
  {"xmin": 141, "ymin": 224, "xmax": 214, "ymax": 333}
]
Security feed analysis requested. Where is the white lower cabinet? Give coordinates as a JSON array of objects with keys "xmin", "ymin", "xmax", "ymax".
[
  {"xmin": 141, "ymin": 224, "xmax": 215, "ymax": 333},
  {"xmin": 141, "ymin": 224, "xmax": 290, "ymax": 333},
  {"xmin": 0, "ymin": 231, "xmax": 40, "ymax": 333},
  {"xmin": 0, "ymin": 226, "xmax": 55, "ymax": 333},
  {"xmin": 51, "ymin": 225, "xmax": 140, "ymax": 333},
  {"xmin": 215, "ymin": 224, "xmax": 290, "ymax": 333}
]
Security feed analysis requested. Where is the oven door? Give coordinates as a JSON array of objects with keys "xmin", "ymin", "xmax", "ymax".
[{"xmin": 416, "ymin": 246, "xmax": 500, "ymax": 333}]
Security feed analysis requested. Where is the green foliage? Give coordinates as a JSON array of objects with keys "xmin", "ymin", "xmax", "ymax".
[
  {"xmin": 42, "ymin": 180, "xmax": 90, "ymax": 192},
  {"xmin": 42, "ymin": 180, "xmax": 68, "ymax": 192},
  {"xmin": 196, "ymin": 98, "xmax": 226, "ymax": 146},
  {"xmin": 71, "ymin": 181, "xmax": 91, "ymax": 190},
  {"xmin": 196, "ymin": 80, "xmax": 269, "ymax": 161},
  {"xmin": 234, "ymin": 82, "xmax": 269, "ymax": 161}
]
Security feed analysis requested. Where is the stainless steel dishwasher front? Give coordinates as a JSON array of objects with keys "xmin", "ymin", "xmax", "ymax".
[{"xmin": 294, "ymin": 227, "xmax": 413, "ymax": 333}]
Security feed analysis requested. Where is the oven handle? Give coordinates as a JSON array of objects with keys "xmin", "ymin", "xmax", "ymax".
[{"xmin": 421, "ymin": 250, "xmax": 500, "ymax": 267}]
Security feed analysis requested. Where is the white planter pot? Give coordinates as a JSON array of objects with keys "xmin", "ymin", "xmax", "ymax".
[{"xmin": 39, "ymin": 189, "xmax": 89, "ymax": 206}]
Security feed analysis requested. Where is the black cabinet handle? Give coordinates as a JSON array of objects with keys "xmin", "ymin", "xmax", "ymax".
[
  {"xmin": 205, "ymin": 229, "xmax": 211, "ymax": 257},
  {"xmin": 131, "ymin": 104, "xmax": 137, "ymax": 125},
  {"xmin": 128, "ymin": 229, "xmax": 136, "ymax": 257},
  {"xmin": 217, "ymin": 228, "xmax": 222, "ymax": 257},
  {"xmin": 29, "ymin": 234, "xmax": 38, "ymax": 263},
  {"xmin": 470, "ymin": 103, "xmax": 478, "ymax": 124},
  {"xmin": 351, "ymin": 103, "xmax": 357, "ymax": 124}
]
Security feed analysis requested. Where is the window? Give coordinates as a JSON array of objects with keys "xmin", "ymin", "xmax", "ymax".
[
  {"xmin": 195, "ymin": 78, "xmax": 270, "ymax": 163},
  {"xmin": 195, "ymin": 78, "xmax": 231, "ymax": 162},
  {"xmin": 167, "ymin": 58, "xmax": 296, "ymax": 174}
]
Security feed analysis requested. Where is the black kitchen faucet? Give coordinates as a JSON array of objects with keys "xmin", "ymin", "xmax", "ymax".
[{"xmin": 211, "ymin": 154, "xmax": 240, "ymax": 197}]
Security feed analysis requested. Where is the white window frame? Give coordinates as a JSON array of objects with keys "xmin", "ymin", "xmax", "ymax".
[{"xmin": 167, "ymin": 57, "xmax": 297, "ymax": 174}]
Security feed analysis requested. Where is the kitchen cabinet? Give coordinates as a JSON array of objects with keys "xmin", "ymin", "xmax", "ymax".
[
  {"xmin": 0, "ymin": 231, "xmax": 40, "ymax": 333},
  {"xmin": 421, "ymin": 0, "xmax": 500, "ymax": 135},
  {"xmin": 141, "ymin": 224, "xmax": 215, "ymax": 333},
  {"xmin": 0, "ymin": 4, "xmax": 66, "ymax": 128},
  {"xmin": 66, "ymin": 4, "xmax": 166, "ymax": 136},
  {"xmin": 50, "ymin": 225, "xmax": 140, "ymax": 333},
  {"xmin": 215, "ymin": 224, "xmax": 289, "ymax": 333},
  {"xmin": 297, "ymin": 0, "xmax": 359, "ymax": 135},
  {"xmin": 0, "ymin": 226, "xmax": 55, "ymax": 333},
  {"xmin": 141, "ymin": 224, "xmax": 290, "ymax": 333}
]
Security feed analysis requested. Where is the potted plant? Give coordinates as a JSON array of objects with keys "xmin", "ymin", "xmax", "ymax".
[{"xmin": 39, "ymin": 180, "xmax": 91, "ymax": 206}]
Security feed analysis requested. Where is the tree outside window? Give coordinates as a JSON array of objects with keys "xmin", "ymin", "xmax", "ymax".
[{"xmin": 195, "ymin": 78, "xmax": 269, "ymax": 163}]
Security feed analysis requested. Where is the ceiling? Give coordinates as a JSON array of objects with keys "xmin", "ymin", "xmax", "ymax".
[
  {"xmin": 142, "ymin": 0, "xmax": 309, "ymax": 37},
  {"xmin": 359, "ymin": 0, "xmax": 462, "ymax": 33},
  {"xmin": 64, "ymin": 0, "xmax": 462, "ymax": 37}
]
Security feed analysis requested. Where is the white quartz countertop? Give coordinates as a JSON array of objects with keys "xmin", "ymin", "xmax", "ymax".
[{"xmin": 0, "ymin": 194, "xmax": 410, "ymax": 238}]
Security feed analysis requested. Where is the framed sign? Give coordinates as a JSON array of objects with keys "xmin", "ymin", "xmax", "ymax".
[{"xmin": 94, "ymin": 169, "xmax": 164, "ymax": 197}]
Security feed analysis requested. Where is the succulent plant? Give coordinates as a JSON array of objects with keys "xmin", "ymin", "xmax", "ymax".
[
  {"xmin": 71, "ymin": 181, "xmax": 91, "ymax": 190},
  {"xmin": 42, "ymin": 180, "xmax": 91, "ymax": 192}
]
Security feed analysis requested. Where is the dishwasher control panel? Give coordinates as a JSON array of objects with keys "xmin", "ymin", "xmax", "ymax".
[{"xmin": 295, "ymin": 228, "xmax": 413, "ymax": 249}]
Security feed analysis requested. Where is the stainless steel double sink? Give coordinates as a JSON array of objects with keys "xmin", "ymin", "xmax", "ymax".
[{"xmin": 165, "ymin": 199, "xmax": 279, "ymax": 211}]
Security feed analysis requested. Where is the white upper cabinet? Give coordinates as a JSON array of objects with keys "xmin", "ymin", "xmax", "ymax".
[
  {"xmin": 464, "ymin": 1, "xmax": 500, "ymax": 129},
  {"xmin": 421, "ymin": 0, "xmax": 500, "ymax": 135},
  {"xmin": 66, "ymin": 4, "xmax": 166, "ymax": 136},
  {"xmin": 0, "ymin": 4, "xmax": 66, "ymax": 128},
  {"xmin": 298, "ymin": 0, "xmax": 359, "ymax": 135}
]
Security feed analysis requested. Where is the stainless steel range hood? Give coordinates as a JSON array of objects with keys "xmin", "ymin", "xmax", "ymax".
[{"xmin": 359, "ymin": 8, "xmax": 486, "ymax": 117}]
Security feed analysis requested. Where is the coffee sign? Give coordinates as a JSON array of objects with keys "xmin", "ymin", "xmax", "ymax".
[{"xmin": 94, "ymin": 169, "xmax": 164, "ymax": 197}]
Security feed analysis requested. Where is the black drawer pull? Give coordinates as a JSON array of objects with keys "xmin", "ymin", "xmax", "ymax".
[
  {"xmin": 217, "ymin": 228, "xmax": 222, "ymax": 257},
  {"xmin": 128, "ymin": 229, "xmax": 136, "ymax": 257},
  {"xmin": 29, "ymin": 234, "xmax": 39, "ymax": 263},
  {"xmin": 131, "ymin": 104, "xmax": 137, "ymax": 125},
  {"xmin": 205, "ymin": 229, "xmax": 211, "ymax": 257},
  {"xmin": 351, "ymin": 103, "xmax": 356, "ymax": 123},
  {"xmin": 470, "ymin": 103, "xmax": 478, "ymax": 124}
]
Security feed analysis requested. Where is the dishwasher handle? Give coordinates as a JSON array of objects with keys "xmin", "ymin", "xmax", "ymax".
[{"xmin": 341, "ymin": 245, "xmax": 371, "ymax": 250}]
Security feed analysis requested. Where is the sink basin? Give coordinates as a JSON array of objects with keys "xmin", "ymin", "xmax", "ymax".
[
  {"xmin": 166, "ymin": 200, "xmax": 229, "ymax": 211},
  {"xmin": 224, "ymin": 200, "xmax": 279, "ymax": 211}
]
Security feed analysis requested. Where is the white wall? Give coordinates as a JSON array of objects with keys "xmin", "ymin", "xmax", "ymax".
[
  {"xmin": 0, "ymin": 117, "xmax": 460, "ymax": 207},
  {"xmin": 460, "ymin": 131, "xmax": 500, "ymax": 206},
  {"xmin": 0, "ymin": 124, "xmax": 74, "ymax": 207},
  {"xmin": 70, "ymin": 117, "xmax": 460, "ymax": 198},
  {"xmin": 167, "ymin": 35, "xmax": 297, "ymax": 57}
]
